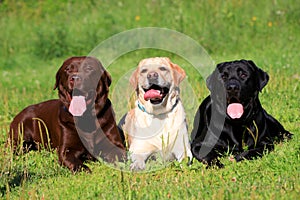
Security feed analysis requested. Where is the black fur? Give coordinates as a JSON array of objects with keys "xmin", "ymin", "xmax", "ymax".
[{"xmin": 191, "ymin": 60, "xmax": 292, "ymax": 167}]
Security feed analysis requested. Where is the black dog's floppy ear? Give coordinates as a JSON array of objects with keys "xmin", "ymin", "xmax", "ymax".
[
  {"xmin": 246, "ymin": 60, "xmax": 269, "ymax": 91},
  {"xmin": 206, "ymin": 73, "xmax": 213, "ymax": 91},
  {"xmin": 206, "ymin": 62, "xmax": 224, "ymax": 91},
  {"xmin": 257, "ymin": 67, "xmax": 269, "ymax": 91}
]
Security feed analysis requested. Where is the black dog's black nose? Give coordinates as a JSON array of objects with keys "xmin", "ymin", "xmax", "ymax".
[
  {"xmin": 147, "ymin": 72, "xmax": 159, "ymax": 80},
  {"xmin": 226, "ymin": 83, "xmax": 240, "ymax": 92}
]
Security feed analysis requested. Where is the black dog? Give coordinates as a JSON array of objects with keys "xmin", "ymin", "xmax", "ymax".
[{"xmin": 191, "ymin": 60, "xmax": 292, "ymax": 167}]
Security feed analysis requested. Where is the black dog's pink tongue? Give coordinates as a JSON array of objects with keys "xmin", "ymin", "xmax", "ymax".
[
  {"xmin": 69, "ymin": 96, "xmax": 87, "ymax": 116},
  {"xmin": 144, "ymin": 89, "xmax": 162, "ymax": 101},
  {"xmin": 227, "ymin": 103, "xmax": 244, "ymax": 119}
]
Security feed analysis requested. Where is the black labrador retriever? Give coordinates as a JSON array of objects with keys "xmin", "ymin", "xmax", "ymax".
[{"xmin": 191, "ymin": 59, "xmax": 292, "ymax": 167}]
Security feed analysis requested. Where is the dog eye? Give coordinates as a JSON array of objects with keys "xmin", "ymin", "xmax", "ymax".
[
  {"xmin": 240, "ymin": 73, "xmax": 247, "ymax": 78},
  {"xmin": 159, "ymin": 66, "xmax": 167, "ymax": 71},
  {"xmin": 239, "ymin": 71, "xmax": 248, "ymax": 79},
  {"xmin": 221, "ymin": 73, "xmax": 228, "ymax": 80},
  {"xmin": 141, "ymin": 69, "xmax": 148, "ymax": 73},
  {"xmin": 65, "ymin": 66, "xmax": 71, "ymax": 72},
  {"xmin": 84, "ymin": 65, "xmax": 93, "ymax": 71},
  {"xmin": 237, "ymin": 68, "xmax": 248, "ymax": 79}
]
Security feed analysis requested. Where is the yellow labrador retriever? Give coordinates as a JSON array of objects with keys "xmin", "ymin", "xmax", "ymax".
[{"xmin": 121, "ymin": 57, "xmax": 192, "ymax": 170}]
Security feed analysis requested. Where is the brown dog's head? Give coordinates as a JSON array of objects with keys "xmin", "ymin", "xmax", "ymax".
[
  {"xmin": 54, "ymin": 56, "xmax": 111, "ymax": 116},
  {"xmin": 130, "ymin": 57, "xmax": 186, "ymax": 115}
]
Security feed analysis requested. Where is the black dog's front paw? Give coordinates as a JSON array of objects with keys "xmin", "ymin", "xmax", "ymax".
[
  {"xmin": 234, "ymin": 154, "xmax": 245, "ymax": 162},
  {"xmin": 200, "ymin": 158, "xmax": 224, "ymax": 169}
]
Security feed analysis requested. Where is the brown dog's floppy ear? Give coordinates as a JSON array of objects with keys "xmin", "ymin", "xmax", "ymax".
[
  {"xmin": 95, "ymin": 69, "xmax": 112, "ymax": 106},
  {"xmin": 169, "ymin": 60, "xmax": 186, "ymax": 86},
  {"xmin": 105, "ymin": 70, "xmax": 112, "ymax": 87},
  {"xmin": 96, "ymin": 57, "xmax": 111, "ymax": 88},
  {"xmin": 54, "ymin": 69, "xmax": 60, "ymax": 90},
  {"xmin": 245, "ymin": 60, "xmax": 269, "ymax": 91},
  {"xmin": 54, "ymin": 58, "xmax": 70, "ymax": 90},
  {"xmin": 99, "ymin": 70, "xmax": 112, "ymax": 94}
]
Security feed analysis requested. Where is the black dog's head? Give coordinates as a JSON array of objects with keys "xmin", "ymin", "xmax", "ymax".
[{"xmin": 206, "ymin": 59, "xmax": 269, "ymax": 120}]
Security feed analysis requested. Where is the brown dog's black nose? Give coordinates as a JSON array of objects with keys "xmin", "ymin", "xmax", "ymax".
[
  {"xmin": 71, "ymin": 74, "xmax": 82, "ymax": 82},
  {"xmin": 147, "ymin": 71, "xmax": 159, "ymax": 80},
  {"xmin": 70, "ymin": 74, "xmax": 83, "ymax": 89}
]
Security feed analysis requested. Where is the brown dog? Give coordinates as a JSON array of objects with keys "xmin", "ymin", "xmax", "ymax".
[{"xmin": 8, "ymin": 56, "xmax": 125, "ymax": 173}]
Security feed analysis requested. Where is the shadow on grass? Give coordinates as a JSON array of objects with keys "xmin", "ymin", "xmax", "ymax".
[{"xmin": 0, "ymin": 169, "xmax": 37, "ymax": 197}]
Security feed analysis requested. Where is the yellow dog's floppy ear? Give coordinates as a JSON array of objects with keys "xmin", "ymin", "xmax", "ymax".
[
  {"xmin": 129, "ymin": 68, "xmax": 139, "ymax": 89},
  {"xmin": 130, "ymin": 59, "xmax": 146, "ymax": 89},
  {"xmin": 168, "ymin": 59, "xmax": 186, "ymax": 86}
]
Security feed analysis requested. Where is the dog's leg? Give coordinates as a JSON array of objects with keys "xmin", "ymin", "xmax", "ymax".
[
  {"xmin": 171, "ymin": 130, "xmax": 193, "ymax": 164},
  {"xmin": 130, "ymin": 153, "xmax": 152, "ymax": 171},
  {"xmin": 265, "ymin": 111, "xmax": 293, "ymax": 140},
  {"xmin": 58, "ymin": 148, "xmax": 91, "ymax": 173},
  {"xmin": 128, "ymin": 140, "xmax": 156, "ymax": 171},
  {"xmin": 235, "ymin": 146, "xmax": 269, "ymax": 162}
]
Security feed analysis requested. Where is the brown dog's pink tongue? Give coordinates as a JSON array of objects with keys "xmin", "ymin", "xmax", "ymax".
[
  {"xmin": 69, "ymin": 96, "xmax": 87, "ymax": 116},
  {"xmin": 227, "ymin": 103, "xmax": 244, "ymax": 119},
  {"xmin": 144, "ymin": 89, "xmax": 162, "ymax": 101}
]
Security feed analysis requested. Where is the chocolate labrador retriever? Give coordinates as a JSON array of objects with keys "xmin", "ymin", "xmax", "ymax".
[
  {"xmin": 8, "ymin": 56, "xmax": 125, "ymax": 173},
  {"xmin": 191, "ymin": 59, "xmax": 292, "ymax": 167}
]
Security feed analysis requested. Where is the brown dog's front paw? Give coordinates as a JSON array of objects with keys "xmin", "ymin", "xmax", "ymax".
[
  {"xmin": 70, "ymin": 163, "xmax": 92, "ymax": 174},
  {"xmin": 60, "ymin": 156, "xmax": 92, "ymax": 174}
]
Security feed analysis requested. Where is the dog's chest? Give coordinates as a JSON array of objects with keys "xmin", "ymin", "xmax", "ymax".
[{"xmin": 132, "ymin": 106, "xmax": 185, "ymax": 138}]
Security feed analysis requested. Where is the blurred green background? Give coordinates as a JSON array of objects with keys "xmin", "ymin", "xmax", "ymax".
[{"xmin": 0, "ymin": 0, "xmax": 299, "ymax": 199}]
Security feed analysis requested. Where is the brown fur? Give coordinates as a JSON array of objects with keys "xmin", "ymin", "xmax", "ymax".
[{"xmin": 8, "ymin": 56, "xmax": 125, "ymax": 173}]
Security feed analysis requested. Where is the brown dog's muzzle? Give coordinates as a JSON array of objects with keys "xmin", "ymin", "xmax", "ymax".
[
  {"xmin": 66, "ymin": 71, "xmax": 98, "ymax": 116},
  {"xmin": 69, "ymin": 74, "xmax": 83, "ymax": 89}
]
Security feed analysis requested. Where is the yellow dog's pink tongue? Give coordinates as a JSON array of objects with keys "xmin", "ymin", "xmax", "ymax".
[
  {"xmin": 144, "ymin": 89, "xmax": 162, "ymax": 101},
  {"xmin": 227, "ymin": 103, "xmax": 244, "ymax": 119},
  {"xmin": 69, "ymin": 96, "xmax": 86, "ymax": 116}
]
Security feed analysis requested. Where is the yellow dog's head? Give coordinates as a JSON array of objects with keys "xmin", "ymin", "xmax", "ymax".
[{"xmin": 130, "ymin": 57, "xmax": 186, "ymax": 115}]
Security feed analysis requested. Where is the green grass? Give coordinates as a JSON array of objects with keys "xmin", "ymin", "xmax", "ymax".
[{"xmin": 0, "ymin": 0, "xmax": 299, "ymax": 199}]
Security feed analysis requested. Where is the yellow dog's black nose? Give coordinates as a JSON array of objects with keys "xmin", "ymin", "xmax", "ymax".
[{"xmin": 147, "ymin": 71, "xmax": 159, "ymax": 80}]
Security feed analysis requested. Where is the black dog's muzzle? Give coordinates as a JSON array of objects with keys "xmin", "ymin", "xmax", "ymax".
[
  {"xmin": 226, "ymin": 79, "xmax": 240, "ymax": 94},
  {"xmin": 226, "ymin": 80, "xmax": 242, "ymax": 103}
]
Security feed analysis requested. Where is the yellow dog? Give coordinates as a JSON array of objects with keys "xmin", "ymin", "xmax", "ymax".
[{"xmin": 122, "ymin": 57, "xmax": 192, "ymax": 170}]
